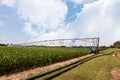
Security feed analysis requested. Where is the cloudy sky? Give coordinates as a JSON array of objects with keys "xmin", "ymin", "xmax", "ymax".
[{"xmin": 0, "ymin": 0, "xmax": 120, "ymax": 46}]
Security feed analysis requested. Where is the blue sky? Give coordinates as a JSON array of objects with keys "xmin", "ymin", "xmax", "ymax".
[
  {"xmin": 0, "ymin": 0, "xmax": 84, "ymax": 43},
  {"xmin": 0, "ymin": 5, "xmax": 28, "ymax": 43},
  {"xmin": 0, "ymin": 0, "xmax": 120, "ymax": 46},
  {"xmin": 65, "ymin": 1, "xmax": 83, "ymax": 23}
]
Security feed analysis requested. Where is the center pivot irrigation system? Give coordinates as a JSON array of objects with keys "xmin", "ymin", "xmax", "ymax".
[{"xmin": 18, "ymin": 37, "xmax": 100, "ymax": 53}]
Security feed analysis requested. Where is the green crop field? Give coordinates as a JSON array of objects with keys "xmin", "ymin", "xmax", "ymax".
[{"xmin": 0, "ymin": 46, "xmax": 89, "ymax": 75}]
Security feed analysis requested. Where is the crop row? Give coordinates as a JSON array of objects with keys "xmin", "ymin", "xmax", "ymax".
[{"xmin": 0, "ymin": 46, "xmax": 89, "ymax": 75}]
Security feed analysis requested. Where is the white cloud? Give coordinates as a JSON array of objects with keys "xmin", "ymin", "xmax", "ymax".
[
  {"xmin": 23, "ymin": 22, "xmax": 75, "ymax": 41},
  {"xmin": 0, "ymin": 0, "xmax": 16, "ymax": 7},
  {"xmin": 13, "ymin": 0, "xmax": 68, "ymax": 40},
  {"xmin": 0, "ymin": 20, "xmax": 4, "ymax": 27},
  {"xmin": 16, "ymin": 0, "xmax": 67, "ymax": 30},
  {"xmin": 1, "ymin": 0, "xmax": 120, "ymax": 46},
  {"xmin": 0, "ymin": 0, "xmax": 68, "ymax": 27},
  {"xmin": 71, "ymin": 0, "xmax": 83, "ymax": 4},
  {"xmin": 23, "ymin": 23, "xmax": 38, "ymax": 37},
  {"xmin": 67, "ymin": 0, "xmax": 120, "ymax": 45},
  {"xmin": 0, "ymin": 0, "xmax": 69, "ymax": 41},
  {"xmin": 70, "ymin": 0, "xmax": 98, "ymax": 5},
  {"xmin": 36, "ymin": 28, "xmax": 75, "ymax": 40}
]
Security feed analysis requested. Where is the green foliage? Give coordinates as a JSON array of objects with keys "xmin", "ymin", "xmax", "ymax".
[
  {"xmin": 110, "ymin": 45, "xmax": 114, "ymax": 48},
  {"xmin": 100, "ymin": 46, "xmax": 108, "ymax": 51},
  {"xmin": 0, "ymin": 46, "xmax": 89, "ymax": 75},
  {"xmin": 0, "ymin": 43, "xmax": 8, "ymax": 46},
  {"xmin": 113, "ymin": 41, "xmax": 120, "ymax": 49}
]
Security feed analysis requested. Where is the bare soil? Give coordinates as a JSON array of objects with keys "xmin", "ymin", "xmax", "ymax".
[
  {"xmin": 0, "ymin": 54, "xmax": 93, "ymax": 80},
  {"xmin": 113, "ymin": 48, "xmax": 120, "ymax": 58},
  {"xmin": 117, "ymin": 52, "xmax": 120, "ymax": 58},
  {"xmin": 111, "ymin": 67, "xmax": 120, "ymax": 80}
]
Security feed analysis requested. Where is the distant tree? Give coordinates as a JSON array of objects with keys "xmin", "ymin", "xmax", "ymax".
[
  {"xmin": 0, "ymin": 43, "xmax": 7, "ymax": 46},
  {"xmin": 78, "ymin": 45, "xmax": 83, "ymax": 48},
  {"xmin": 113, "ymin": 41, "xmax": 120, "ymax": 49},
  {"xmin": 110, "ymin": 45, "xmax": 114, "ymax": 48},
  {"xmin": 60, "ymin": 46, "xmax": 66, "ymax": 47},
  {"xmin": 116, "ymin": 45, "xmax": 120, "ymax": 48},
  {"xmin": 100, "ymin": 46, "xmax": 107, "ymax": 48}
]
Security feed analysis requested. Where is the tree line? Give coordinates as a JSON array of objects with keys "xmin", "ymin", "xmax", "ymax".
[
  {"xmin": 112, "ymin": 41, "xmax": 120, "ymax": 49},
  {"xmin": 0, "ymin": 41, "xmax": 120, "ymax": 49}
]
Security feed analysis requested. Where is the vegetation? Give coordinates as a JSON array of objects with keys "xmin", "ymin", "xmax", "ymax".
[
  {"xmin": 0, "ymin": 46, "xmax": 89, "ymax": 75},
  {"xmin": 54, "ymin": 49, "xmax": 120, "ymax": 80},
  {"xmin": 0, "ymin": 43, "xmax": 8, "ymax": 46},
  {"xmin": 113, "ymin": 41, "xmax": 120, "ymax": 49},
  {"xmin": 99, "ymin": 46, "xmax": 109, "ymax": 51}
]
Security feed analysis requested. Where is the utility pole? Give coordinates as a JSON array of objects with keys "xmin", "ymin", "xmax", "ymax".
[{"xmin": 96, "ymin": 37, "xmax": 100, "ymax": 53}]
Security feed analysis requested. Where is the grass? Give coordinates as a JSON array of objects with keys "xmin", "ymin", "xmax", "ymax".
[
  {"xmin": 35, "ymin": 55, "xmax": 96, "ymax": 80},
  {"xmin": 53, "ymin": 49, "xmax": 120, "ymax": 80},
  {"xmin": 0, "ymin": 46, "xmax": 89, "ymax": 75}
]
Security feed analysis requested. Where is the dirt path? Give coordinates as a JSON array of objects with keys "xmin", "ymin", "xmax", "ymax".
[
  {"xmin": 111, "ymin": 48, "xmax": 120, "ymax": 80},
  {"xmin": 117, "ymin": 52, "xmax": 120, "ymax": 58},
  {"xmin": 111, "ymin": 67, "xmax": 120, "ymax": 80},
  {"xmin": 113, "ymin": 48, "xmax": 120, "ymax": 58},
  {"xmin": 0, "ymin": 54, "xmax": 93, "ymax": 80}
]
